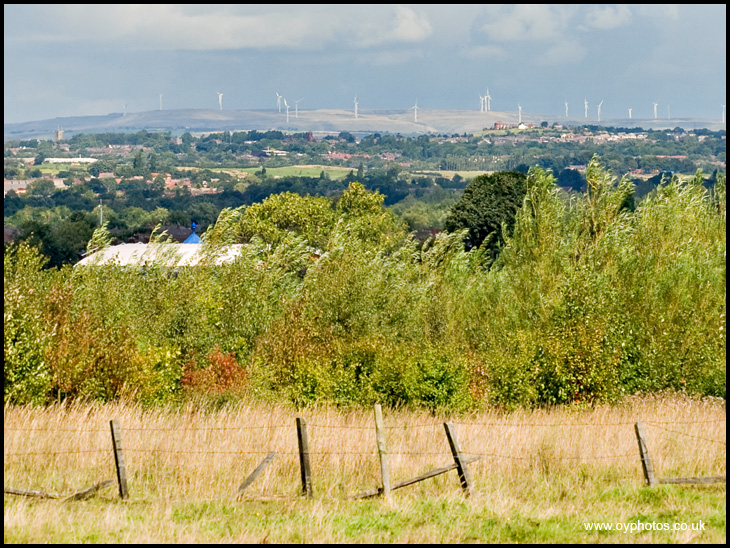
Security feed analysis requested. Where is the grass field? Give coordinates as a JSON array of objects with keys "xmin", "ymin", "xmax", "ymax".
[
  {"xmin": 411, "ymin": 169, "xmax": 495, "ymax": 179},
  {"xmin": 208, "ymin": 165, "xmax": 356, "ymax": 180},
  {"xmin": 4, "ymin": 394, "xmax": 725, "ymax": 543}
]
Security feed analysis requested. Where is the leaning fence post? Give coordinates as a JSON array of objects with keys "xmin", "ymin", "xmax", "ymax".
[
  {"xmin": 634, "ymin": 422, "xmax": 656, "ymax": 487},
  {"xmin": 296, "ymin": 417, "xmax": 313, "ymax": 498},
  {"xmin": 374, "ymin": 404, "xmax": 391, "ymax": 501},
  {"xmin": 444, "ymin": 422, "xmax": 473, "ymax": 497},
  {"xmin": 109, "ymin": 419, "xmax": 129, "ymax": 500}
]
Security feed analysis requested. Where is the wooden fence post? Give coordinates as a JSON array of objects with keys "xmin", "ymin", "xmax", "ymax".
[
  {"xmin": 634, "ymin": 422, "xmax": 656, "ymax": 487},
  {"xmin": 109, "ymin": 419, "xmax": 129, "ymax": 499},
  {"xmin": 374, "ymin": 404, "xmax": 391, "ymax": 501},
  {"xmin": 296, "ymin": 417, "xmax": 313, "ymax": 498},
  {"xmin": 444, "ymin": 422, "xmax": 473, "ymax": 497},
  {"xmin": 235, "ymin": 452, "xmax": 276, "ymax": 498}
]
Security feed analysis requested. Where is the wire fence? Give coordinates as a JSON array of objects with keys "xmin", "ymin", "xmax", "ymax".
[{"xmin": 4, "ymin": 409, "xmax": 725, "ymax": 501}]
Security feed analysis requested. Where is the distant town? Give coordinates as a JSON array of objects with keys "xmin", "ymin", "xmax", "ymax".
[{"xmin": 4, "ymin": 122, "xmax": 725, "ymax": 267}]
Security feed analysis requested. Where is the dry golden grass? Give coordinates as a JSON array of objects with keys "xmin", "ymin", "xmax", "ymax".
[
  {"xmin": 4, "ymin": 393, "xmax": 725, "ymax": 501},
  {"xmin": 4, "ymin": 394, "xmax": 726, "ymax": 543}
]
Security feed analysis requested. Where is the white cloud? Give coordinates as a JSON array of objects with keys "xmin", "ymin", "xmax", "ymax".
[
  {"xmin": 636, "ymin": 4, "xmax": 680, "ymax": 20},
  {"xmin": 477, "ymin": 5, "xmax": 574, "ymax": 42},
  {"xmin": 539, "ymin": 38, "xmax": 586, "ymax": 65},
  {"xmin": 4, "ymin": 5, "xmax": 432, "ymax": 52},
  {"xmin": 583, "ymin": 5, "xmax": 633, "ymax": 30},
  {"xmin": 391, "ymin": 5, "xmax": 433, "ymax": 43}
]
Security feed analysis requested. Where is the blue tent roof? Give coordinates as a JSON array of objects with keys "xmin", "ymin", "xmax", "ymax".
[
  {"xmin": 183, "ymin": 232, "xmax": 201, "ymax": 244},
  {"xmin": 182, "ymin": 222, "xmax": 199, "ymax": 244}
]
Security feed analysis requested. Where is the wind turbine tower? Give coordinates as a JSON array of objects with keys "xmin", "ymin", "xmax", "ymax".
[
  {"xmin": 123, "ymin": 102, "xmax": 128, "ymax": 117},
  {"xmin": 295, "ymin": 98, "xmax": 303, "ymax": 118},
  {"xmin": 276, "ymin": 92, "xmax": 282, "ymax": 113},
  {"xmin": 479, "ymin": 95, "xmax": 485, "ymax": 112},
  {"xmin": 411, "ymin": 100, "xmax": 419, "ymax": 123},
  {"xmin": 565, "ymin": 101, "xmax": 569, "ymax": 118},
  {"xmin": 628, "ymin": 108, "xmax": 632, "ymax": 119},
  {"xmin": 584, "ymin": 98, "xmax": 589, "ymax": 119},
  {"xmin": 284, "ymin": 98, "xmax": 290, "ymax": 124},
  {"xmin": 518, "ymin": 103, "xmax": 522, "ymax": 124},
  {"xmin": 354, "ymin": 95, "xmax": 359, "ymax": 119},
  {"xmin": 597, "ymin": 100, "xmax": 603, "ymax": 123},
  {"xmin": 217, "ymin": 92, "xmax": 223, "ymax": 111},
  {"xmin": 159, "ymin": 93, "xmax": 163, "ymax": 111},
  {"xmin": 653, "ymin": 102, "xmax": 658, "ymax": 120},
  {"xmin": 485, "ymin": 89, "xmax": 492, "ymax": 111}
]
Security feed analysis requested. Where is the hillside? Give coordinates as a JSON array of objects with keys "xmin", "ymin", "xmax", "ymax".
[{"xmin": 4, "ymin": 108, "xmax": 725, "ymax": 141}]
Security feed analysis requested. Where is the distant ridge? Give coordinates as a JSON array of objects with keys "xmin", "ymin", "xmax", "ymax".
[{"xmin": 4, "ymin": 108, "xmax": 724, "ymax": 141}]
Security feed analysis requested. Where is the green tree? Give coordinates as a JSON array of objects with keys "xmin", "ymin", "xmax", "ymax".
[
  {"xmin": 237, "ymin": 192, "xmax": 336, "ymax": 249},
  {"xmin": 443, "ymin": 171, "xmax": 527, "ymax": 258},
  {"xmin": 27, "ymin": 178, "xmax": 56, "ymax": 197}
]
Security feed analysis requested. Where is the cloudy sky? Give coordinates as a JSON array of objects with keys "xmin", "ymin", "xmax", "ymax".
[{"xmin": 4, "ymin": 4, "xmax": 726, "ymax": 124}]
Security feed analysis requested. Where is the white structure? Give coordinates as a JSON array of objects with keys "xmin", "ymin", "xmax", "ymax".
[
  {"xmin": 217, "ymin": 92, "xmax": 223, "ymax": 111},
  {"xmin": 159, "ymin": 93, "xmax": 163, "ymax": 111},
  {"xmin": 410, "ymin": 100, "xmax": 419, "ymax": 123},
  {"xmin": 584, "ymin": 98, "xmax": 588, "ymax": 119},
  {"xmin": 485, "ymin": 89, "xmax": 492, "ymax": 111},
  {"xmin": 75, "ymin": 243, "xmax": 245, "ymax": 268},
  {"xmin": 45, "ymin": 157, "xmax": 99, "ymax": 164},
  {"xmin": 276, "ymin": 92, "xmax": 282, "ymax": 112},
  {"xmin": 653, "ymin": 102, "xmax": 658, "ymax": 119},
  {"xmin": 518, "ymin": 103, "xmax": 522, "ymax": 124},
  {"xmin": 295, "ymin": 98, "xmax": 303, "ymax": 118},
  {"xmin": 628, "ymin": 107, "xmax": 632, "ymax": 119},
  {"xmin": 597, "ymin": 100, "xmax": 603, "ymax": 123},
  {"xmin": 565, "ymin": 101, "xmax": 568, "ymax": 117},
  {"xmin": 284, "ymin": 98, "xmax": 290, "ymax": 124},
  {"xmin": 354, "ymin": 95, "xmax": 359, "ymax": 119}
]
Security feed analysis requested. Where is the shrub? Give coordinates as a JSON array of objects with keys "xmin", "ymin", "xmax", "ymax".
[{"xmin": 182, "ymin": 345, "xmax": 247, "ymax": 396}]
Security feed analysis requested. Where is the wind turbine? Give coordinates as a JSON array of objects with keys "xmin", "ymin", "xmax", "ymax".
[
  {"xmin": 565, "ymin": 101, "xmax": 569, "ymax": 117},
  {"xmin": 628, "ymin": 107, "xmax": 632, "ymax": 119},
  {"xmin": 123, "ymin": 102, "xmax": 128, "ymax": 117},
  {"xmin": 294, "ymin": 98, "xmax": 303, "ymax": 118},
  {"xmin": 597, "ymin": 100, "xmax": 603, "ymax": 123},
  {"xmin": 217, "ymin": 92, "xmax": 223, "ymax": 111},
  {"xmin": 485, "ymin": 88, "xmax": 492, "ymax": 111},
  {"xmin": 276, "ymin": 92, "xmax": 282, "ymax": 113},
  {"xmin": 584, "ymin": 98, "xmax": 588, "ymax": 119},
  {"xmin": 354, "ymin": 95, "xmax": 359, "ymax": 119},
  {"xmin": 479, "ymin": 95, "xmax": 485, "ymax": 112},
  {"xmin": 518, "ymin": 103, "xmax": 522, "ymax": 124},
  {"xmin": 284, "ymin": 98, "xmax": 290, "ymax": 124},
  {"xmin": 653, "ymin": 102, "xmax": 658, "ymax": 120},
  {"xmin": 410, "ymin": 100, "xmax": 419, "ymax": 123},
  {"xmin": 159, "ymin": 93, "xmax": 163, "ymax": 111}
]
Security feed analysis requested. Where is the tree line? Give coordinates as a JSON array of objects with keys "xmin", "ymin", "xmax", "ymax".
[{"xmin": 5, "ymin": 158, "xmax": 725, "ymax": 411}]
